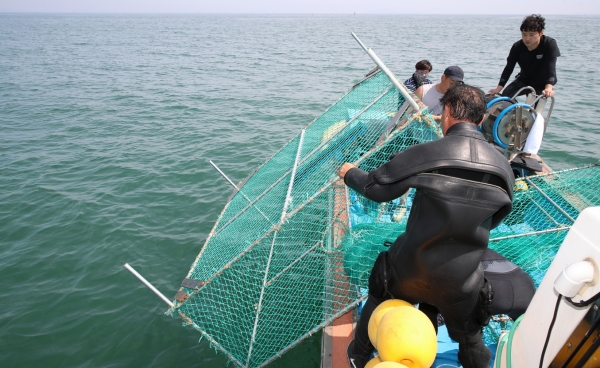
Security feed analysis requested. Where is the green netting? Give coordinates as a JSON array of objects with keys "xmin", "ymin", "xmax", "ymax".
[{"xmin": 170, "ymin": 67, "xmax": 600, "ymax": 367}]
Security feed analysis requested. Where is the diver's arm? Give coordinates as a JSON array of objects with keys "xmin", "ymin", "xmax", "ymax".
[{"xmin": 342, "ymin": 165, "xmax": 412, "ymax": 203}]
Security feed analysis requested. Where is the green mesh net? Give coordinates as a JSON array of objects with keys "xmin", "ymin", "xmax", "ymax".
[{"xmin": 169, "ymin": 68, "xmax": 600, "ymax": 367}]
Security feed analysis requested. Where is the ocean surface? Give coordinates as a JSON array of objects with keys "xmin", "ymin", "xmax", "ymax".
[{"xmin": 1, "ymin": 13, "xmax": 599, "ymax": 368}]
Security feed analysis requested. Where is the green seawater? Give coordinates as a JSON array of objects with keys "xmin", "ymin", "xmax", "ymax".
[{"xmin": 1, "ymin": 13, "xmax": 599, "ymax": 367}]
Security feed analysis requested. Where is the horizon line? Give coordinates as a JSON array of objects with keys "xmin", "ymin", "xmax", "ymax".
[{"xmin": 1, "ymin": 11, "xmax": 600, "ymax": 16}]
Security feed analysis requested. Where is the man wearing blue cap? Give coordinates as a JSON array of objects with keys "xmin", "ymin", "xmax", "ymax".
[{"xmin": 415, "ymin": 65, "xmax": 464, "ymax": 121}]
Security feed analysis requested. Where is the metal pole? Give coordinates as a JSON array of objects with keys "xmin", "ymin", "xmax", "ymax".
[
  {"xmin": 280, "ymin": 129, "xmax": 305, "ymax": 222},
  {"xmin": 124, "ymin": 263, "xmax": 174, "ymax": 308},
  {"xmin": 209, "ymin": 160, "xmax": 273, "ymax": 224},
  {"xmin": 524, "ymin": 177, "xmax": 576, "ymax": 223},
  {"xmin": 247, "ymin": 129, "xmax": 305, "ymax": 367},
  {"xmin": 209, "ymin": 160, "xmax": 242, "ymax": 190},
  {"xmin": 489, "ymin": 226, "xmax": 570, "ymax": 242},
  {"xmin": 351, "ymin": 32, "xmax": 420, "ymax": 111}
]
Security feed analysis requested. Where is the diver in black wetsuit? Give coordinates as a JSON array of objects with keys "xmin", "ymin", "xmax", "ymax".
[
  {"xmin": 340, "ymin": 84, "xmax": 516, "ymax": 368},
  {"xmin": 488, "ymin": 14, "xmax": 560, "ymax": 98}
]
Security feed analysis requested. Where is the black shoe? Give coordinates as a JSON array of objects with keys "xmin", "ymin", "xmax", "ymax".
[{"xmin": 347, "ymin": 339, "xmax": 371, "ymax": 368}]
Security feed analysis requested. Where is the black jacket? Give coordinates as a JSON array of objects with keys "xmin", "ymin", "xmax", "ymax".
[{"xmin": 499, "ymin": 35, "xmax": 561, "ymax": 88}]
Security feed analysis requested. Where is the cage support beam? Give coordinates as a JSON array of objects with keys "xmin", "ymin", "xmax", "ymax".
[
  {"xmin": 209, "ymin": 160, "xmax": 273, "ymax": 224},
  {"xmin": 246, "ymin": 128, "xmax": 305, "ymax": 367},
  {"xmin": 280, "ymin": 129, "xmax": 305, "ymax": 222},
  {"xmin": 351, "ymin": 32, "xmax": 420, "ymax": 111},
  {"xmin": 124, "ymin": 263, "xmax": 174, "ymax": 307},
  {"xmin": 489, "ymin": 226, "xmax": 571, "ymax": 242},
  {"xmin": 525, "ymin": 177, "xmax": 576, "ymax": 223}
]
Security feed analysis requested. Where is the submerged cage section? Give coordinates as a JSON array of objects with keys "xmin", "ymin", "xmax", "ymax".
[{"xmin": 170, "ymin": 70, "xmax": 440, "ymax": 367}]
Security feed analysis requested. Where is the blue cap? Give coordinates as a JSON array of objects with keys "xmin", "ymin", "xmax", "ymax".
[{"xmin": 444, "ymin": 66, "xmax": 464, "ymax": 82}]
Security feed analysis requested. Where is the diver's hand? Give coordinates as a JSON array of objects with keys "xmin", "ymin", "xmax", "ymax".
[
  {"xmin": 542, "ymin": 85, "xmax": 555, "ymax": 98},
  {"xmin": 337, "ymin": 163, "xmax": 356, "ymax": 179},
  {"xmin": 488, "ymin": 86, "xmax": 502, "ymax": 95},
  {"xmin": 432, "ymin": 115, "xmax": 441, "ymax": 121}
]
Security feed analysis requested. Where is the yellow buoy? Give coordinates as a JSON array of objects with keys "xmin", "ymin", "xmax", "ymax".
[
  {"xmin": 515, "ymin": 179, "xmax": 529, "ymax": 191},
  {"xmin": 365, "ymin": 355, "xmax": 383, "ymax": 368},
  {"xmin": 376, "ymin": 306, "xmax": 437, "ymax": 368},
  {"xmin": 368, "ymin": 299, "xmax": 414, "ymax": 348},
  {"xmin": 321, "ymin": 120, "xmax": 346, "ymax": 142},
  {"xmin": 373, "ymin": 362, "xmax": 409, "ymax": 368}
]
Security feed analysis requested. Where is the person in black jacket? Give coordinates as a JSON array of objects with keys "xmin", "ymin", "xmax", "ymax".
[
  {"xmin": 488, "ymin": 14, "xmax": 560, "ymax": 98},
  {"xmin": 341, "ymin": 84, "xmax": 515, "ymax": 368}
]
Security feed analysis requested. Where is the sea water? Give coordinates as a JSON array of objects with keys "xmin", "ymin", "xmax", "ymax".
[{"xmin": 1, "ymin": 13, "xmax": 599, "ymax": 367}]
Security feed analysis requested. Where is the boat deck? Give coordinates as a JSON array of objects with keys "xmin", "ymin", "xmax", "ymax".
[{"xmin": 321, "ymin": 310, "xmax": 356, "ymax": 368}]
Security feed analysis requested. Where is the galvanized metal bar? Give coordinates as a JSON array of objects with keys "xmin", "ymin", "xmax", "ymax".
[
  {"xmin": 210, "ymin": 160, "xmax": 242, "ymax": 190},
  {"xmin": 209, "ymin": 160, "xmax": 273, "ymax": 224},
  {"xmin": 525, "ymin": 193, "xmax": 564, "ymax": 228},
  {"xmin": 385, "ymin": 101, "xmax": 410, "ymax": 136},
  {"xmin": 212, "ymin": 86, "xmax": 393, "ymax": 238},
  {"xmin": 511, "ymin": 86, "xmax": 536, "ymax": 99},
  {"xmin": 247, "ymin": 129, "xmax": 305, "ymax": 366},
  {"xmin": 525, "ymin": 176, "xmax": 576, "ymax": 223},
  {"xmin": 246, "ymin": 232, "xmax": 277, "ymax": 367},
  {"xmin": 351, "ymin": 32, "xmax": 420, "ymax": 111},
  {"xmin": 280, "ymin": 129, "xmax": 305, "ymax": 222},
  {"xmin": 532, "ymin": 163, "xmax": 598, "ymax": 178},
  {"xmin": 489, "ymin": 226, "xmax": 570, "ymax": 242},
  {"xmin": 124, "ymin": 263, "xmax": 174, "ymax": 307}
]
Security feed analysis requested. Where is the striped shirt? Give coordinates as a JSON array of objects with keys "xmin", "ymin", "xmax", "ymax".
[{"xmin": 404, "ymin": 75, "xmax": 433, "ymax": 92}]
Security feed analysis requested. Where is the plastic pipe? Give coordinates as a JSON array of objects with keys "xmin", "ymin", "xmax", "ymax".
[
  {"xmin": 486, "ymin": 96, "xmax": 512, "ymax": 109},
  {"xmin": 554, "ymin": 261, "xmax": 596, "ymax": 298}
]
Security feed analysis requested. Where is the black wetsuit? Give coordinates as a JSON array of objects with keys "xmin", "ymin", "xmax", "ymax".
[
  {"xmin": 482, "ymin": 248, "xmax": 535, "ymax": 320},
  {"xmin": 499, "ymin": 35, "xmax": 560, "ymax": 97},
  {"xmin": 345, "ymin": 122, "xmax": 515, "ymax": 368}
]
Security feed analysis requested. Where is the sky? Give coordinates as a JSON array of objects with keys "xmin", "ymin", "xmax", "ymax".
[{"xmin": 0, "ymin": 0, "xmax": 599, "ymax": 15}]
